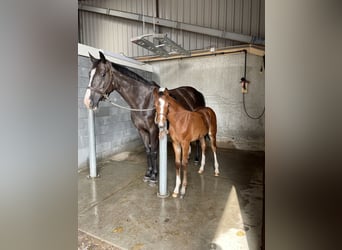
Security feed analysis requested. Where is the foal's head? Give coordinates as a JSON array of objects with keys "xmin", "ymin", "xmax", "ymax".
[
  {"xmin": 84, "ymin": 51, "xmax": 113, "ymax": 110},
  {"xmin": 153, "ymin": 88, "xmax": 170, "ymax": 128}
]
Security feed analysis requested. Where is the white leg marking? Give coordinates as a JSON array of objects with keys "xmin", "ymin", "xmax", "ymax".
[
  {"xmin": 180, "ymin": 184, "xmax": 186, "ymax": 195},
  {"xmin": 214, "ymin": 152, "xmax": 219, "ymax": 176},
  {"xmin": 198, "ymin": 153, "xmax": 205, "ymax": 174},
  {"xmin": 173, "ymin": 174, "xmax": 181, "ymax": 198}
]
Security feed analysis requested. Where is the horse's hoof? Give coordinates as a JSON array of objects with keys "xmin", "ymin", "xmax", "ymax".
[
  {"xmin": 198, "ymin": 170, "xmax": 203, "ymax": 174},
  {"xmin": 180, "ymin": 194, "xmax": 185, "ymax": 199},
  {"xmin": 214, "ymin": 173, "xmax": 219, "ymax": 177},
  {"xmin": 194, "ymin": 160, "xmax": 199, "ymax": 165},
  {"xmin": 172, "ymin": 192, "xmax": 178, "ymax": 198},
  {"xmin": 149, "ymin": 175, "xmax": 158, "ymax": 184},
  {"xmin": 143, "ymin": 176, "xmax": 151, "ymax": 182},
  {"xmin": 149, "ymin": 179, "xmax": 158, "ymax": 184}
]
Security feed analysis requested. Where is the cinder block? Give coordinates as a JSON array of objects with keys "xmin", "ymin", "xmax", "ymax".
[{"xmin": 78, "ymin": 57, "xmax": 91, "ymax": 68}]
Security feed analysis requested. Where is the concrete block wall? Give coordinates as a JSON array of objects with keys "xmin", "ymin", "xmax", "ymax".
[
  {"xmin": 150, "ymin": 52, "xmax": 265, "ymax": 151},
  {"xmin": 78, "ymin": 55, "xmax": 150, "ymax": 169}
]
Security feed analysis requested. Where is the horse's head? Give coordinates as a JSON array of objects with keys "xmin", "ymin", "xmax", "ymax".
[
  {"xmin": 84, "ymin": 51, "xmax": 114, "ymax": 110},
  {"xmin": 153, "ymin": 88, "xmax": 169, "ymax": 128}
]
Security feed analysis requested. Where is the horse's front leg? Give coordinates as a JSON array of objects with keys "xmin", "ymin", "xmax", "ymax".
[
  {"xmin": 172, "ymin": 142, "xmax": 182, "ymax": 198},
  {"xmin": 148, "ymin": 126, "xmax": 159, "ymax": 183},
  {"xmin": 137, "ymin": 129, "xmax": 155, "ymax": 182},
  {"xmin": 198, "ymin": 137, "xmax": 207, "ymax": 174},
  {"xmin": 180, "ymin": 142, "xmax": 190, "ymax": 199}
]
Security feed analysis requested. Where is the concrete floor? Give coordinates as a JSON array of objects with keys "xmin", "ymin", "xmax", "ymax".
[{"xmin": 78, "ymin": 143, "xmax": 264, "ymax": 250}]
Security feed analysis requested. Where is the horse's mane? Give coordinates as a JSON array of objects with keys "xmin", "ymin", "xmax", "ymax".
[{"xmin": 112, "ymin": 62, "xmax": 159, "ymax": 87}]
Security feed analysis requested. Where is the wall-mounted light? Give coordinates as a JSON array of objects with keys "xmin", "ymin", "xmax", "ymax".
[{"xmin": 131, "ymin": 33, "xmax": 191, "ymax": 57}]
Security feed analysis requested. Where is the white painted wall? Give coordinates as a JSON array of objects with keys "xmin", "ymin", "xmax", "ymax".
[{"xmin": 150, "ymin": 52, "xmax": 265, "ymax": 151}]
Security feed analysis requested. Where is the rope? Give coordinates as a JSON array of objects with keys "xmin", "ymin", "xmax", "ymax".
[
  {"xmin": 242, "ymin": 93, "xmax": 265, "ymax": 119},
  {"xmin": 242, "ymin": 50, "xmax": 265, "ymax": 120},
  {"xmin": 103, "ymin": 95, "xmax": 155, "ymax": 112}
]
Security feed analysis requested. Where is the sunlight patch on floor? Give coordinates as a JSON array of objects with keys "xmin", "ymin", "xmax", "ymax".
[
  {"xmin": 110, "ymin": 151, "xmax": 131, "ymax": 161},
  {"xmin": 212, "ymin": 185, "xmax": 249, "ymax": 250}
]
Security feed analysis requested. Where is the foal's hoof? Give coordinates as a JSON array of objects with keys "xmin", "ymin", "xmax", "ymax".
[{"xmin": 172, "ymin": 192, "xmax": 178, "ymax": 198}]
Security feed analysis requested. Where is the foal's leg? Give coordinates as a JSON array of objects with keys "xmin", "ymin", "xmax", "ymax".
[
  {"xmin": 209, "ymin": 134, "xmax": 219, "ymax": 176},
  {"xmin": 187, "ymin": 145, "xmax": 191, "ymax": 160},
  {"xmin": 198, "ymin": 137, "xmax": 206, "ymax": 174},
  {"xmin": 172, "ymin": 142, "xmax": 182, "ymax": 198},
  {"xmin": 180, "ymin": 142, "xmax": 190, "ymax": 198}
]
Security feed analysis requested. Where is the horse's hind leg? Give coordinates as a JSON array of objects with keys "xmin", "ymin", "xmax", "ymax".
[
  {"xmin": 194, "ymin": 140, "xmax": 200, "ymax": 164},
  {"xmin": 198, "ymin": 137, "xmax": 206, "ymax": 174},
  {"xmin": 209, "ymin": 134, "xmax": 219, "ymax": 176},
  {"xmin": 172, "ymin": 142, "xmax": 182, "ymax": 198},
  {"xmin": 180, "ymin": 143, "xmax": 190, "ymax": 198}
]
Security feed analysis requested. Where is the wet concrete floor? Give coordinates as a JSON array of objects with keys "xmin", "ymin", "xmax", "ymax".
[{"xmin": 78, "ymin": 143, "xmax": 264, "ymax": 250}]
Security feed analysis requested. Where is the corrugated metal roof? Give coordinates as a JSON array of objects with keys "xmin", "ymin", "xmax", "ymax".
[{"xmin": 78, "ymin": 0, "xmax": 264, "ymax": 57}]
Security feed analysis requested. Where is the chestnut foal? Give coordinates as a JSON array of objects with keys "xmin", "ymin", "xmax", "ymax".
[{"xmin": 153, "ymin": 88, "xmax": 219, "ymax": 198}]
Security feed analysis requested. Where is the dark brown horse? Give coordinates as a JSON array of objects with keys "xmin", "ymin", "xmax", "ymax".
[
  {"xmin": 83, "ymin": 51, "xmax": 205, "ymax": 183},
  {"xmin": 153, "ymin": 88, "xmax": 219, "ymax": 198}
]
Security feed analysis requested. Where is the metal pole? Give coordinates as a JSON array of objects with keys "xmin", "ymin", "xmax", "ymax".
[
  {"xmin": 157, "ymin": 126, "xmax": 169, "ymax": 198},
  {"xmin": 88, "ymin": 109, "xmax": 97, "ymax": 178}
]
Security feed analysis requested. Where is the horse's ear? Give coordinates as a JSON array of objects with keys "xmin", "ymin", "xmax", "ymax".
[
  {"xmin": 89, "ymin": 52, "xmax": 97, "ymax": 63},
  {"xmin": 99, "ymin": 51, "xmax": 106, "ymax": 63},
  {"xmin": 164, "ymin": 88, "xmax": 169, "ymax": 96}
]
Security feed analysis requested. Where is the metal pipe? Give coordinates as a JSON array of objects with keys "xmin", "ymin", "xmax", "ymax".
[
  {"xmin": 88, "ymin": 109, "xmax": 97, "ymax": 178},
  {"xmin": 157, "ymin": 126, "xmax": 169, "ymax": 198}
]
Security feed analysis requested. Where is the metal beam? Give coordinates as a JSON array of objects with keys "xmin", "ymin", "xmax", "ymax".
[{"xmin": 78, "ymin": 4, "xmax": 264, "ymax": 46}]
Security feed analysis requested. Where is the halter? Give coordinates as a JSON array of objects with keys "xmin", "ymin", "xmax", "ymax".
[
  {"xmin": 86, "ymin": 67, "xmax": 113, "ymax": 97},
  {"xmin": 87, "ymin": 80, "xmax": 155, "ymax": 112},
  {"xmin": 86, "ymin": 86, "xmax": 107, "ymax": 96}
]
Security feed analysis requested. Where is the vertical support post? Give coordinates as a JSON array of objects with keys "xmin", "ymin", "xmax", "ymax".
[
  {"xmin": 157, "ymin": 126, "xmax": 169, "ymax": 198},
  {"xmin": 88, "ymin": 109, "xmax": 97, "ymax": 178}
]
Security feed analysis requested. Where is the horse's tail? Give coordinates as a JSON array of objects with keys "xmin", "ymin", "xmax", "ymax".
[{"xmin": 206, "ymin": 107, "xmax": 218, "ymax": 149}]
